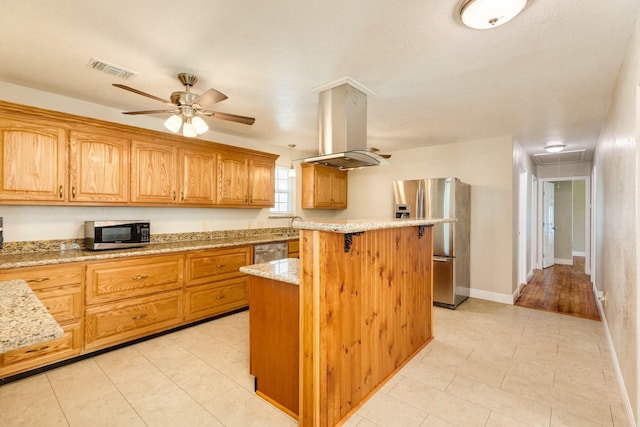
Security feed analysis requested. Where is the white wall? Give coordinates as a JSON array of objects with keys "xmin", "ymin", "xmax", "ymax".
[
  {"xmin": 594, "ymin": 17, "xmax": 640, "ymax": 423},
  {"xmin": 341, "ymin": 136, "xmax": 515, "ymax": 301}
]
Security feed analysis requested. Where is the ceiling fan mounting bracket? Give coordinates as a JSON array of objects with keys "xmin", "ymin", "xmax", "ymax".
[{"xmin": 177, "ymin": 73, "xmax": 198, "ymax": 87}]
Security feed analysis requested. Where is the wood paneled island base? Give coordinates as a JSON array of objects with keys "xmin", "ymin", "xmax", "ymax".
[{"xmin": 298, "ymin": 221, "xmax": 436, "ymax": 427}]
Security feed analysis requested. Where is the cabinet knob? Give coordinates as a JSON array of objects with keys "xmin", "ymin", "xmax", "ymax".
[
  {"xmin": 132, "ymin": 314, "xmax": 148, "ymax": 320},
  {"xmin": 131, "ymin": 275, "xmax": 148, "ymax": 281}
]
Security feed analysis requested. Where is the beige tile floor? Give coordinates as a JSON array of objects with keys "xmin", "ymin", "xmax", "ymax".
[{"xmin": 0, "ymin": 298, "xmax": 627, "ymax": 426}]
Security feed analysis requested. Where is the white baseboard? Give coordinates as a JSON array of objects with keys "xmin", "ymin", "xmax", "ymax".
[
  {"xmin": 554, "ymin": 258, "xmax": 573, "ymax": 265},
  {"xmin": 572, "ymin": 251, "xmax": 586, "ymax": 257},
  {"xmin": 469, "ymin": 288, "xmax": 515, "ymax": 305},
  {"xmin": 593, "ymin": 283, "xmax": 636, "ymax": 427},
  {"xmin": 526, "ymin": 270, "xmax": 534, "ymax": 282}
]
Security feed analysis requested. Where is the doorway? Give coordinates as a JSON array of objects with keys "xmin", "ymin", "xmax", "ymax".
[{"xmin": 537, "ymin": 176, "xmax": 590, "ymax": 274}]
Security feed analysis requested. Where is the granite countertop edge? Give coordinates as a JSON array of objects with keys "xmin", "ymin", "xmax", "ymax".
[
  {"xmin": 240, "ymin": 258, "xmax": 300, "ymax": 286},
  {"xmin": 291, "ymin": 217, "xmax": 454, "ymax": 233},
  {"xmin": 0, "ymin": 233, "xmax": 299, "ymax": 270}
]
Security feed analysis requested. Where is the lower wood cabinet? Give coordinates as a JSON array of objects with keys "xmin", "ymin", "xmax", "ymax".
[
  {"xmin": 85, "ymin": 290, "xmax": 183, "ymax": 351},
  {"xmin": 184, "ymin": 246, "xmax": 252, "ymax": 323},
  {"xmin": 1, "ymin": 245, "xmax": 253, "ymax": 379},
  {"xmin": 0, "ymin": 263, "xmax": 84, "ymax": 377}
]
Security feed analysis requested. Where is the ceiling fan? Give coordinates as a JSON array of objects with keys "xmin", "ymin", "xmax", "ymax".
[{"xmin": 113, "ymin": 73, "xmax": 255, "ymax": 137}]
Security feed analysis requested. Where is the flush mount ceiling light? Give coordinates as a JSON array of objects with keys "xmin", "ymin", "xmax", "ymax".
[
  {"xmin": 544, "ymin": 143, "xmax": 567, "ymax": 153},
  {"xmin": 459, "ymin": 0, "xmax": 529, "ymax": 30}
]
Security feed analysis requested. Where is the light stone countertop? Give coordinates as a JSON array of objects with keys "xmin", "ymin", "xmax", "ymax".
[
  {"xmin": 0, "ymin": 279, "xmax": 63, "ymax": 353},
  {"xmin": 0, "ymin": 233, "xmax": 299, "ymax": 270},
  {"xmin": 290, "ymin": 217, "xmax": 454, "ymax": 233},
  {"xmin": 240, "ymin": 258, "xmax": 300, "ymax": 285}
]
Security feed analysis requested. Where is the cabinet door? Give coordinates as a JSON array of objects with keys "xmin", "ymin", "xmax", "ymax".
[
  {"xmin": 69, "ymin": 130, "xmax": 130, "ymax": 203},
  {"xmin": 330, "ymin": 170, "xmax": 348, "ymax": 209},
  {"xmin": 217, "ymin": 152, "xmax": 248, "ymax": 205},
  {"xmin": 131, "ymin": 139, "xmax": 177, "ymax": 204},
  {"xmin": 178, "ymin": 147, "xmax": 216, "ymax": 205},
  {"xmin": 248, "ymin": 157, "xmax": 275, "ymax": 207},
  {"xmin": 313, "ymin": 166, "xmax": 336, "ymax": 208},
  {"xmin": 0, "ymin": 118, "xmax": 67, "ymax": 202}
]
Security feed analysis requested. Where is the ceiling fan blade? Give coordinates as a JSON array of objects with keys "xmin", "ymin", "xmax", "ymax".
[
  {"xmin": 122, "ymin": 109, "xmax": 178, "ymax": 115},
  {"xmin": 113, "ymin": 84, "xmax": 173, "ymax": 105},
  {"xmin": 193, "ymin": 88, "xmax": 228, "ymax": 109},
  {"xmin": 200, "ymin": 110, "xmax": 255, "ymax": 125}
]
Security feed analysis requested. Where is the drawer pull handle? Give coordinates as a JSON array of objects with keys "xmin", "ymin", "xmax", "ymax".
[
  {"xmin": 215, "ymin": 295, "xmax": 225, "ymax": 300},
  {"xmin": 58, "ymin": 185, "xmax": 63, "ymax": 198},
  {"xmin": 31, "ymin": 277, "xmax": 51, "ymax": 283},
  {"xmin": 216, "ymin": 264, "xmax": 226, "ymax": 268},
  {"xmin": 131, "ymin": 275, "xmax": 148, "ymax": 280},
  {"xmin": 25, "ymin": 345, "xmax": 50, "ymax": 353},
  {"xmin": 72, "ymin": 186, "xmax": 76, "ymax": 198},
  {"xmin": 132, "ymin": 314, "xmax": 148, "ymax": 320}
]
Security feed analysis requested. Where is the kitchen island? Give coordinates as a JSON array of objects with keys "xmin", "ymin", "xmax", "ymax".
[{"xmin": 244, "ymin": 218, "xmax": 449, "ymax": 427}]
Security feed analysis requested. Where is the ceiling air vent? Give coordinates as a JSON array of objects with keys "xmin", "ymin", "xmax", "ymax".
[{"xmin": 87, "ymin": 58, "xmax": 136, "ymax": 79}]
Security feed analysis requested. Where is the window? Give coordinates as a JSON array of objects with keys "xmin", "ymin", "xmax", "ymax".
[{"xmin": 270, "ymin": 165, "xmax": 294, "ymax": 215}]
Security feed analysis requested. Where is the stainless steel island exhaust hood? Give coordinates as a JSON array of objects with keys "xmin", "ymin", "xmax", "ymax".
[{"xmin": 303, "ymin": 81, "xmax": 390, "ymax": 170}]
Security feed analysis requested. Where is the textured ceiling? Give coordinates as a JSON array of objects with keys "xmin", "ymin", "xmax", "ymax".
[{"xmin": 0, "ymin": 1, "xmax": 638, "ymax": 160}]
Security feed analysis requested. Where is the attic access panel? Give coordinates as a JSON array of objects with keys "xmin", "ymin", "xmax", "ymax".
[{"xmin": 532, "ymin": 150, "xmax": 586, "ymax": 166}]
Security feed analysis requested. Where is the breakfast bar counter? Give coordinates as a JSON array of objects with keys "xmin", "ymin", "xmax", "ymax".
[{"xmin": 291, "ymin": 218, "xmax": 444, "ymax": 426}]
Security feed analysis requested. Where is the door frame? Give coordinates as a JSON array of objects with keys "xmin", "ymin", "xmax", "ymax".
[{"xmin": 536, "ymin": 175, "xmax": 591, "ymax": 273}]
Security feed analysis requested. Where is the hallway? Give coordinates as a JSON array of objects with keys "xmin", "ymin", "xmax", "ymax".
[{"xmin": 515, "ymin": 257, "xmax": 600, "ymax": 321}]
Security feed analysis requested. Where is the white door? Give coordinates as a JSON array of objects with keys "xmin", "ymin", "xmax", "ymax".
[{"xmin": 542, "ymin": 181, "xmax": 555, "ymax": 268}]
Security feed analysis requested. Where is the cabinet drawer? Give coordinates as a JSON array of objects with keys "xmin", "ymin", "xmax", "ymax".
[
  {"xmin": 0, "ymin": 322, "xmax": 82, "ymax": 378},
  {"xmin": 186, "ymin": 246, "xmax": 251, "ymax": 285},
  {"xmin": 0, "ymin": 263, "xmax": 83, "ymax": 291},
  {"xmin": 86, "ymin": 254, "xmax": 184, "ymax": 304},
  {"xmin": 85, "ymin": 291, "xmax": 183, "ymax": 351},
  {"xmin": 34, "ymin": 284, "xmax": 83, "ymax": 324},
  {"xmin": 185, "ymin": 277, "xmax": 249, "ymax": 322}
]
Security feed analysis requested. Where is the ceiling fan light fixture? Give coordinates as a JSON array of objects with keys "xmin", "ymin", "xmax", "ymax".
[
  {"xmin": 182, "ymin": 118, "xmax": 197, "ymax": 138},
  {"xmin": 164, "ymin": 114, "xmax": 182, "ymax": 133},
  {"xmin": 459, "ymin": 0, "xmax": 528, "ymax": 30},
  {"xmin": 544, "ymin": 144, "xmax": 567, "ymax": 153},
  {"xmin": 191, "ymin": 116, "xmax": 209, "ymax": 135}
]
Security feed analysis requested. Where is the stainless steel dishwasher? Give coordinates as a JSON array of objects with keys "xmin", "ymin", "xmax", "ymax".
[{"xmin": 253, "ymin": 242, "xmax": 288, "ymax": 263}]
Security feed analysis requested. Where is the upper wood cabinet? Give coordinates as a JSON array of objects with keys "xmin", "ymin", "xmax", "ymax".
[
  {"xmin": 131, "ymin": 140, "xmax": 217, "ymax": 206},
  {"xmin": 217, "ymin": 151, "xmax": 275, "ymax": 207},
  {"xmin": 301, "ymin": 163, "xmax": 348, "ymax": 209},
  {"xmin": 0, "ymin": 100, "xmax": 278, "ymax": 208},
  {"xmin": 131, "ymin": 139, "xmax": 177, "ymax": 204},
  {"xmin": 69, "ymin": 130, "xmax": 130, "ymax": 203},
  {"xmin": 179, "ymin": 146, "xmax": 217, "ymax": 205},
  {"xmin": 0, "ymin": 117, "xmax": 67, "ymax": 202}
]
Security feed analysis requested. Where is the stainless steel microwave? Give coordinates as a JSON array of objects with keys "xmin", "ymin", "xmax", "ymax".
[{"xmin": 84, "ymin": 220, "xmax": 150, "ymax": 250}]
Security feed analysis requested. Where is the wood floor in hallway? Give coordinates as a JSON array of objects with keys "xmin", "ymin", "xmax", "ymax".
[{"xmin": 515, "ymin": 257, "xmax": 601, "ymax": 321}]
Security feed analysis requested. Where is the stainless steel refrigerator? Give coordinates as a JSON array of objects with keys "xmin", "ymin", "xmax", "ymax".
[{"xmin": 393, "ymin": 177, "xmax": 470, "ymax": 309}]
